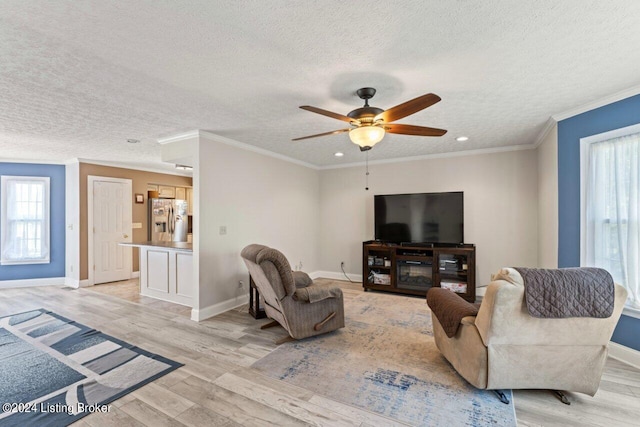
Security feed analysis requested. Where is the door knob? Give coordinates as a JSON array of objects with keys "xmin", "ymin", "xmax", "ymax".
[{"xmin": 123, "ymin": 234, "xmax": 129, "ymax": 238}]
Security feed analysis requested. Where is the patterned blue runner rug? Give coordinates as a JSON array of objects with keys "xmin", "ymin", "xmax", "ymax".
[
  {"xmin": 253, "ymin": 292, "xmax": 517, "ymax": 426},
  {"xmin": 0, "ymin": 309, "xmax": 182, "ymax": 426}
]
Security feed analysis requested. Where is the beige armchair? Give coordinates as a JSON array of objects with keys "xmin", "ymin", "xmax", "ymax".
[
  {"xmin": 429, "ymin": 268, "xmax": 627, "ymax": 403},
  {"xmin": 241, "ymin": 244, "xmax": 345, "ymax": 341}
]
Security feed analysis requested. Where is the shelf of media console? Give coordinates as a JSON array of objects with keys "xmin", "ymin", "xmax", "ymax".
[{"xmin": 362, "ymin": 240, "xmax": 476, "ymax": 302}]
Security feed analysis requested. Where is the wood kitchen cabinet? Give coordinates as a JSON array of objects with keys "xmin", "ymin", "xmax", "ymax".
[
  {"xmin": 186, "ymin": 188, "xmax": 193, "ymax": 215},
  {"xmin": 158, "ymin": 185, "xmax": 176, "ymax": 198},
  {"xmin": 175, "ymin": 187, "xmax": 186, "ymax": 200}
]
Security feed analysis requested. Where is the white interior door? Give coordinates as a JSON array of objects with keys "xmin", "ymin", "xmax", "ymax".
[{"xmin": 93, "ymin": 179, "xmax": 132, "ymax": 284}]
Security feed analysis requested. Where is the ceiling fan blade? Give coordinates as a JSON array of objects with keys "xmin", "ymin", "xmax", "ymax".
[
  {"xmin": 292, "ymin": 128, "xmax": 351, "ymax": 141},
  {"xmin": 375, "ymin": 93, "xmax": 441, "ymax": 123},
  {"xmin": 385, "ymin": 124, "xmax": 447, "ymax": 137},
  {"xmin": 300, "ymin": 106, "xmax": 359, "ymax": 124}
]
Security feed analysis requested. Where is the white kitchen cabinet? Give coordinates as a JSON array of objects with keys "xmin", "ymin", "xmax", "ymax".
[{"xmin": 136, "ymin": 244, "xmax": 193, "ymax": 307}]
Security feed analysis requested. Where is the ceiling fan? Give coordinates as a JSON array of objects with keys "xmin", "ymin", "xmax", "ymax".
[{"xmin": 293, "ymin": 87, "xmax": 447, "ymax": 151}]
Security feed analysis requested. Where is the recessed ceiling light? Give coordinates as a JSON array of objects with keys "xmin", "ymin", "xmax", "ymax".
[
  {"xmin": 127, "ymin": 139, "xmax": 140, "ymax": 144},
  {"xmin": 334, "ymin": 152, "xmax": 344, "ymax": 157},
  {"xmin": 456, "ymin": 136, "xmax": 469, "ymax": 142}
]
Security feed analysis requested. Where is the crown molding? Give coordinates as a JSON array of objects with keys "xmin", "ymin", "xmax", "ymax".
[
  {"xmin": 0, "ymin": 157, "xmax": 67, "ymax": 165},
  {"xmin": 75, "ymin": 158, "xmax": 192, "ymax": 177},
  {"xmin": 156, "ymin": 130, "xmax": 201, "ymax": 145},
  {"xmin": 198, "ymin": 130, "xmax": 320, "ymax": 169},
  {"xmin": 1, "ymin": 156, "xmax": 192, "ymax": 177},
  {"xmin": 531, "ymin": 117, "xmax": 557, "ymax": 149},
  {"xmin": 157, "ymin": 130, "xmax": 544, "ymax": 172},
  {"xmin": 318, "ymin": 143, "xmax": 537, "ymax": 170},
  {"xmin": 552, "ymin": 84, "xmax": 640, "ymax": 122},
  {"xmin": 161, "ymin": 129, "xmax": 320, "ymax": 170}
]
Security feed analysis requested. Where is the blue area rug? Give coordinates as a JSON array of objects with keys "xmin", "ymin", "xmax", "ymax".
[
  {"xmin": 253, "ymin": 292, "xmax": 517, "ymax": 426},
  {"xmin": 0, "ymin": 309, "xmax": 182, "ymax": 426}
]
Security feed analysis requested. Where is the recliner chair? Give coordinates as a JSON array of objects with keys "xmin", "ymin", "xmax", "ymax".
[
  {"xmin": 241, "ymin": 244, "xmax": 345, "ymax": 341},
  {"xmin": 429, "ymin": 267, "xmax": 628, "ymax": 401}
]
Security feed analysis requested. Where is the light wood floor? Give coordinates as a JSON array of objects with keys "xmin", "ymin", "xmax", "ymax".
[
  {"xmin": 1, "ymin": 280, "xmax": 639, "ymax": 426},
  {"xmin": 88, "ymin": 279, "xmax": 192, "ymax": 317}
]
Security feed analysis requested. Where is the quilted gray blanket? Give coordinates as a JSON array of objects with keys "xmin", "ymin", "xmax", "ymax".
[{"xmin": 514, "ymin": 267, "xmax": 615, "ymax": 318}]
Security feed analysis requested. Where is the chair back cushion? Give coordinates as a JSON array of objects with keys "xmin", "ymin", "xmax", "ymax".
[
  {"xmin": 240, "ymin": 244, "xmax": 284, "ymax": 309},
  {"xmin": 255, "ymin": 247, "xmax": 296, "ymax": 298},
  {"xmin": 240, "ymin": 244, "xmax": 296, "ymax": 305},
  {"xmin": 515, "ymin": 267, "xmax": 615, "ymax": 318},
  {"xmin": 475, "ymin": 268, "xmax": 628, "ymax": 347}
]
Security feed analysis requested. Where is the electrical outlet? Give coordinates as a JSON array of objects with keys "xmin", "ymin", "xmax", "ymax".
[
  {"xmin": 238, "ymin": 280, "xmax": 244, "ymax": 288},
  {"xmin": 219, "ymin": 226, "xmax": 227, "ymax": 235}
]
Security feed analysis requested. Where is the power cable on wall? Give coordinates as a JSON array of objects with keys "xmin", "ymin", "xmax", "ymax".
[{"xmin": 341, "ymin": 262, "xmax": 356, "ymax": 283}]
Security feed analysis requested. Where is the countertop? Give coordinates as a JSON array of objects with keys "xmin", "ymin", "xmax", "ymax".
[{"xmin": 119, "ymin": 241, "xmax": 193, "ymax": 252}]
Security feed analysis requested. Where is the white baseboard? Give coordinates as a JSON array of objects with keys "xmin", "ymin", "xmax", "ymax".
[
  {"xmin": 191, "ymin": 294, "xmax": 249, "ymax": 322},
  {"xmin": 0, "ymin": 277, "xmax": 66, "ymax": 289},
  {"xmin": 65, "ymin": 277, "xmax": 80, "ymax": 288},
  {"xmin": 309, "ymin": 270, "xmax": 363, "ymax": 283},
  {"xmin": 609, "ymin": 342, "xmax": 640, "ymax": 370},
  {"xmin": 131, "ymin": 271, "xmax": 140, "ymax": 279},
  {"xmin": 64, "ymin": 278, "xmax": 92, "ymax": 288}
]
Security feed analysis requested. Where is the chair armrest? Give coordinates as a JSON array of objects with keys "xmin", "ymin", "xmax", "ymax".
[
  {"xmin": 427, "ymin": 288, "xmax": 479, "ymax": 338},
  {"xmin": 292, "ymin": 271, "xmax": 313, "ymax": 288},
  {"xmin": 294, "ymin": 284, "xmax": 343, "ymax": 303},
  {"xmin": 461, "ymin": 316, "xmax": 476, "ymax": 326}
]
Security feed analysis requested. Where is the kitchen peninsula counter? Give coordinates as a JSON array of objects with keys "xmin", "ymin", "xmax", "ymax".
[
  {"xmin": 120, "ymin": 241, "xmax": 193, "ymax": 307},
  {"xmin": 121, "ymin": 241, "xmax": 193, "ymax": 252}
]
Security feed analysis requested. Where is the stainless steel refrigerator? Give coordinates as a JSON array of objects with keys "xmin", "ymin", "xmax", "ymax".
[{"xmin": 148, "ymin": 199, "xmax": 189, "ymax": 242}]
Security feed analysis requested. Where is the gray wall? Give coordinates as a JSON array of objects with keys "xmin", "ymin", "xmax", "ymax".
[{"xmin": 318, "ymin": 149, "xmax": 539, "ymax": 285}]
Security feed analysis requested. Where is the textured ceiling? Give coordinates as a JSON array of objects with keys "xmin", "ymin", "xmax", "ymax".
[{"xmin": 2, "ymin": 1, "xmax": 640, "ymax": 169}]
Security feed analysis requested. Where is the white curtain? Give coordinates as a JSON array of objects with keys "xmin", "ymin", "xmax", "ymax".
[
  {"xmin": 1, "ymin": 177, "xmax": 49, "ymax": 264},
  {"xmin": 586, "ymin": 133, "xmax": 640, "ymax": 308}
]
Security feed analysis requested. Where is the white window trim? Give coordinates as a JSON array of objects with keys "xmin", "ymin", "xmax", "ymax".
[
  {"xmin": 580, "ymin": 122, "xmax": 640, "ymax": 316},
  {"xmin": 0, "ymin": 175, "xmax": 51, "ymax": 265},
  {"xmin": 623, "ymin": 306, "xmax": 640, "ymax": 319}
]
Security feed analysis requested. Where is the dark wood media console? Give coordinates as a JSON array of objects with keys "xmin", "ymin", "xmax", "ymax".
[{"xmin": 362, "ymin": 241, "xmax": 476, "ymax": 302}]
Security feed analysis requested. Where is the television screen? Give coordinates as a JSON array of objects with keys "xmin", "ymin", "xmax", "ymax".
[{"xmin": 374, "ymin": 192, "xmax": 463, "ymax": 244}]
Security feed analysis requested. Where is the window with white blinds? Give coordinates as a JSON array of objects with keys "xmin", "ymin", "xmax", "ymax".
[{"xmin": 1, "ymin": 176, "xmax": 50, "ymax": 265}]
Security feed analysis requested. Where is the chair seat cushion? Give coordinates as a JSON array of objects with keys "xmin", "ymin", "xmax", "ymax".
[{"xmin": 294, "ymin": 284, "xmax": 342, "ymax": 303}]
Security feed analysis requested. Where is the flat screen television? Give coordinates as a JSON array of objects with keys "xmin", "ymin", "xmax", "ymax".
[{"xmin": 374, "ymin": 192, "xmax": 464, "ymax": 244}]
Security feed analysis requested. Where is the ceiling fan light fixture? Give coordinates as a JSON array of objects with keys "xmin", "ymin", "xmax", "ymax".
[
  {"xmin": 349, "ymin": 126, "xmax": 385, "ymax": 148},
  {"xmin": 293, "ymin": 88, "xmax": 446, "ymax": 145}
]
